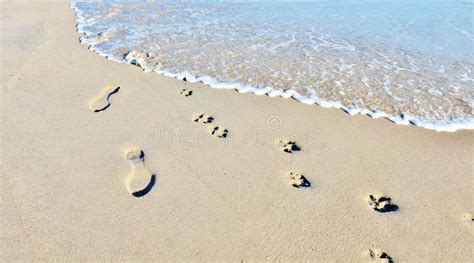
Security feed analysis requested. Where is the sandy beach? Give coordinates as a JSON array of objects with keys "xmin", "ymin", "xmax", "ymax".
[{"xmin": 1, "ymin": 2, "xmax": 473, "ymax": 262}]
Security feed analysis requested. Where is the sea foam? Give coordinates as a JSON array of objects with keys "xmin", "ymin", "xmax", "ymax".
[{"xmin": 71, "ymin": 0, "xmax": 474, "ymax": 132}]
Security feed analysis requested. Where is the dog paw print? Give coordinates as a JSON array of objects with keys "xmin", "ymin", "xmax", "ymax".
[
  {"xmin": 367, "ymin": 194, "xmax": 399, "ymax": 213},
  {"xmin": 180, "ymin": 88, "xmax": 192, "ymax": 97},
  {"xmin": 209, "ymin": 126, "xmax": 228, "ymax": 138},
  {"xmin": 369, "ymin": 248, "xmax": 393, "ymax": 263},
  {"xmin": 193, "ymin": 113, "xmax": 213, "ymax": 124},
  {"xmin": 278, "ymin": 140, "xmax": 301, "ymax": 153},
  {"xmin": 289, "ymin": 172, "xmax": 311, "ymax": 188}
]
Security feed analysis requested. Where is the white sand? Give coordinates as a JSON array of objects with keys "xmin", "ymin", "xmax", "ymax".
[{"xmin": 1, "ymin": 2, "xmax": 473, "ymax": 262}]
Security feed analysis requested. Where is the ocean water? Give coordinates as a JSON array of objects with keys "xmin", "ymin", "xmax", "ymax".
[{"xmin": 72, "ymin": 0, "xmax": 474, "ymax": 131}]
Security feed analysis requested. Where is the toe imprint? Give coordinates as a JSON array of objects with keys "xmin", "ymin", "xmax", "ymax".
[
  {"xmin": 289, "ymin": 172, "xmax": 311, "ymax": 188},
  {"xmin": 367, "ymin": 194, "xmax": 398, "ymax": 213},
  {"xmin": 369, "ymin": 248, "xmax": 393, "ymax": 263},
  {"xmin": 193, "ymin": 113, "xmax": 213, "ymax": 124},
  {"xmin": 180, "ymin": 88, "xmax": 192, "ymax": 97},
  {"xmin": 278, "ymin": 140, "xmax": 301, "ymax": 153},
  {"xmin": 89, "ymin": 86, "xmax": 120, "ymax": 112},
  {"xmin": 124, "ymin": 146, "xmax": 156, "ymax": 198},
  {"xmin": 209, "ymin": 126, "xmax": 228, "ymax": 138}
]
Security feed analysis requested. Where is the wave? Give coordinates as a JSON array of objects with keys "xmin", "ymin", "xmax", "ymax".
[{"xmin": 71, "ymin": 1, "xmax": 474, "ymax": 132}]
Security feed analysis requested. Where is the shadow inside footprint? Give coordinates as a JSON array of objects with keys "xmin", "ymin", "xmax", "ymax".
[
  {"xmin": 90, "ymin": 86, "xmax": 120, "ymax": 113},
  {"xmin": 368, "ymin": 194, "xmax": 399, "ymax": 213},
  {"xmin": 132, "ymin": 174, "xmax": 156, "ymax": 198}
]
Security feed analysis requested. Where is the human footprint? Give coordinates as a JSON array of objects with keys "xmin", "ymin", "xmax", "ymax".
[
  {"xmin": 89, "ymin": 86, "xmax": 120, "ymax": 112},
  {"xmin": 124, "ymin": 146, "xmax": 156, "ymax": 198}
]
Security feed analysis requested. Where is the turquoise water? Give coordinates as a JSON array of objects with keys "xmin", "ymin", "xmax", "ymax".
[{"xmin": 72, "ymin": 0, "xmax": 474, "ymax": 131}]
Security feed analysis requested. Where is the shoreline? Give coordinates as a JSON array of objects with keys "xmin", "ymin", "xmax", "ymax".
[
  {"xmin": 2, "ymin": 2, "xmax": 473, "ymax": 262},
  {"xmin": 71, "ymin": 2, "xmax": 474, "ymax": 133}
]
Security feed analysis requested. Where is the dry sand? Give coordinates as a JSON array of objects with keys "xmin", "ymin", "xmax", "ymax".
[{"xmin": 1, "ymin": 2, "xmax": 473, "ymax": 262}]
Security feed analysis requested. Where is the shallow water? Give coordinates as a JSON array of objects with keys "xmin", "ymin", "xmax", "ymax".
[{"xmin": 72, "ymin": 0, "xmax": 474, "ymax": 131}]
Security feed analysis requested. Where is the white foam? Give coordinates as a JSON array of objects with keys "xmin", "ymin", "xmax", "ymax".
[
  {"xmin": 153, "ymin": 62, "xmax": 474, "ymax": 132},
  {"xmin": 70, "ymin": 1, "xmax": 474, "ymax": 133}
]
